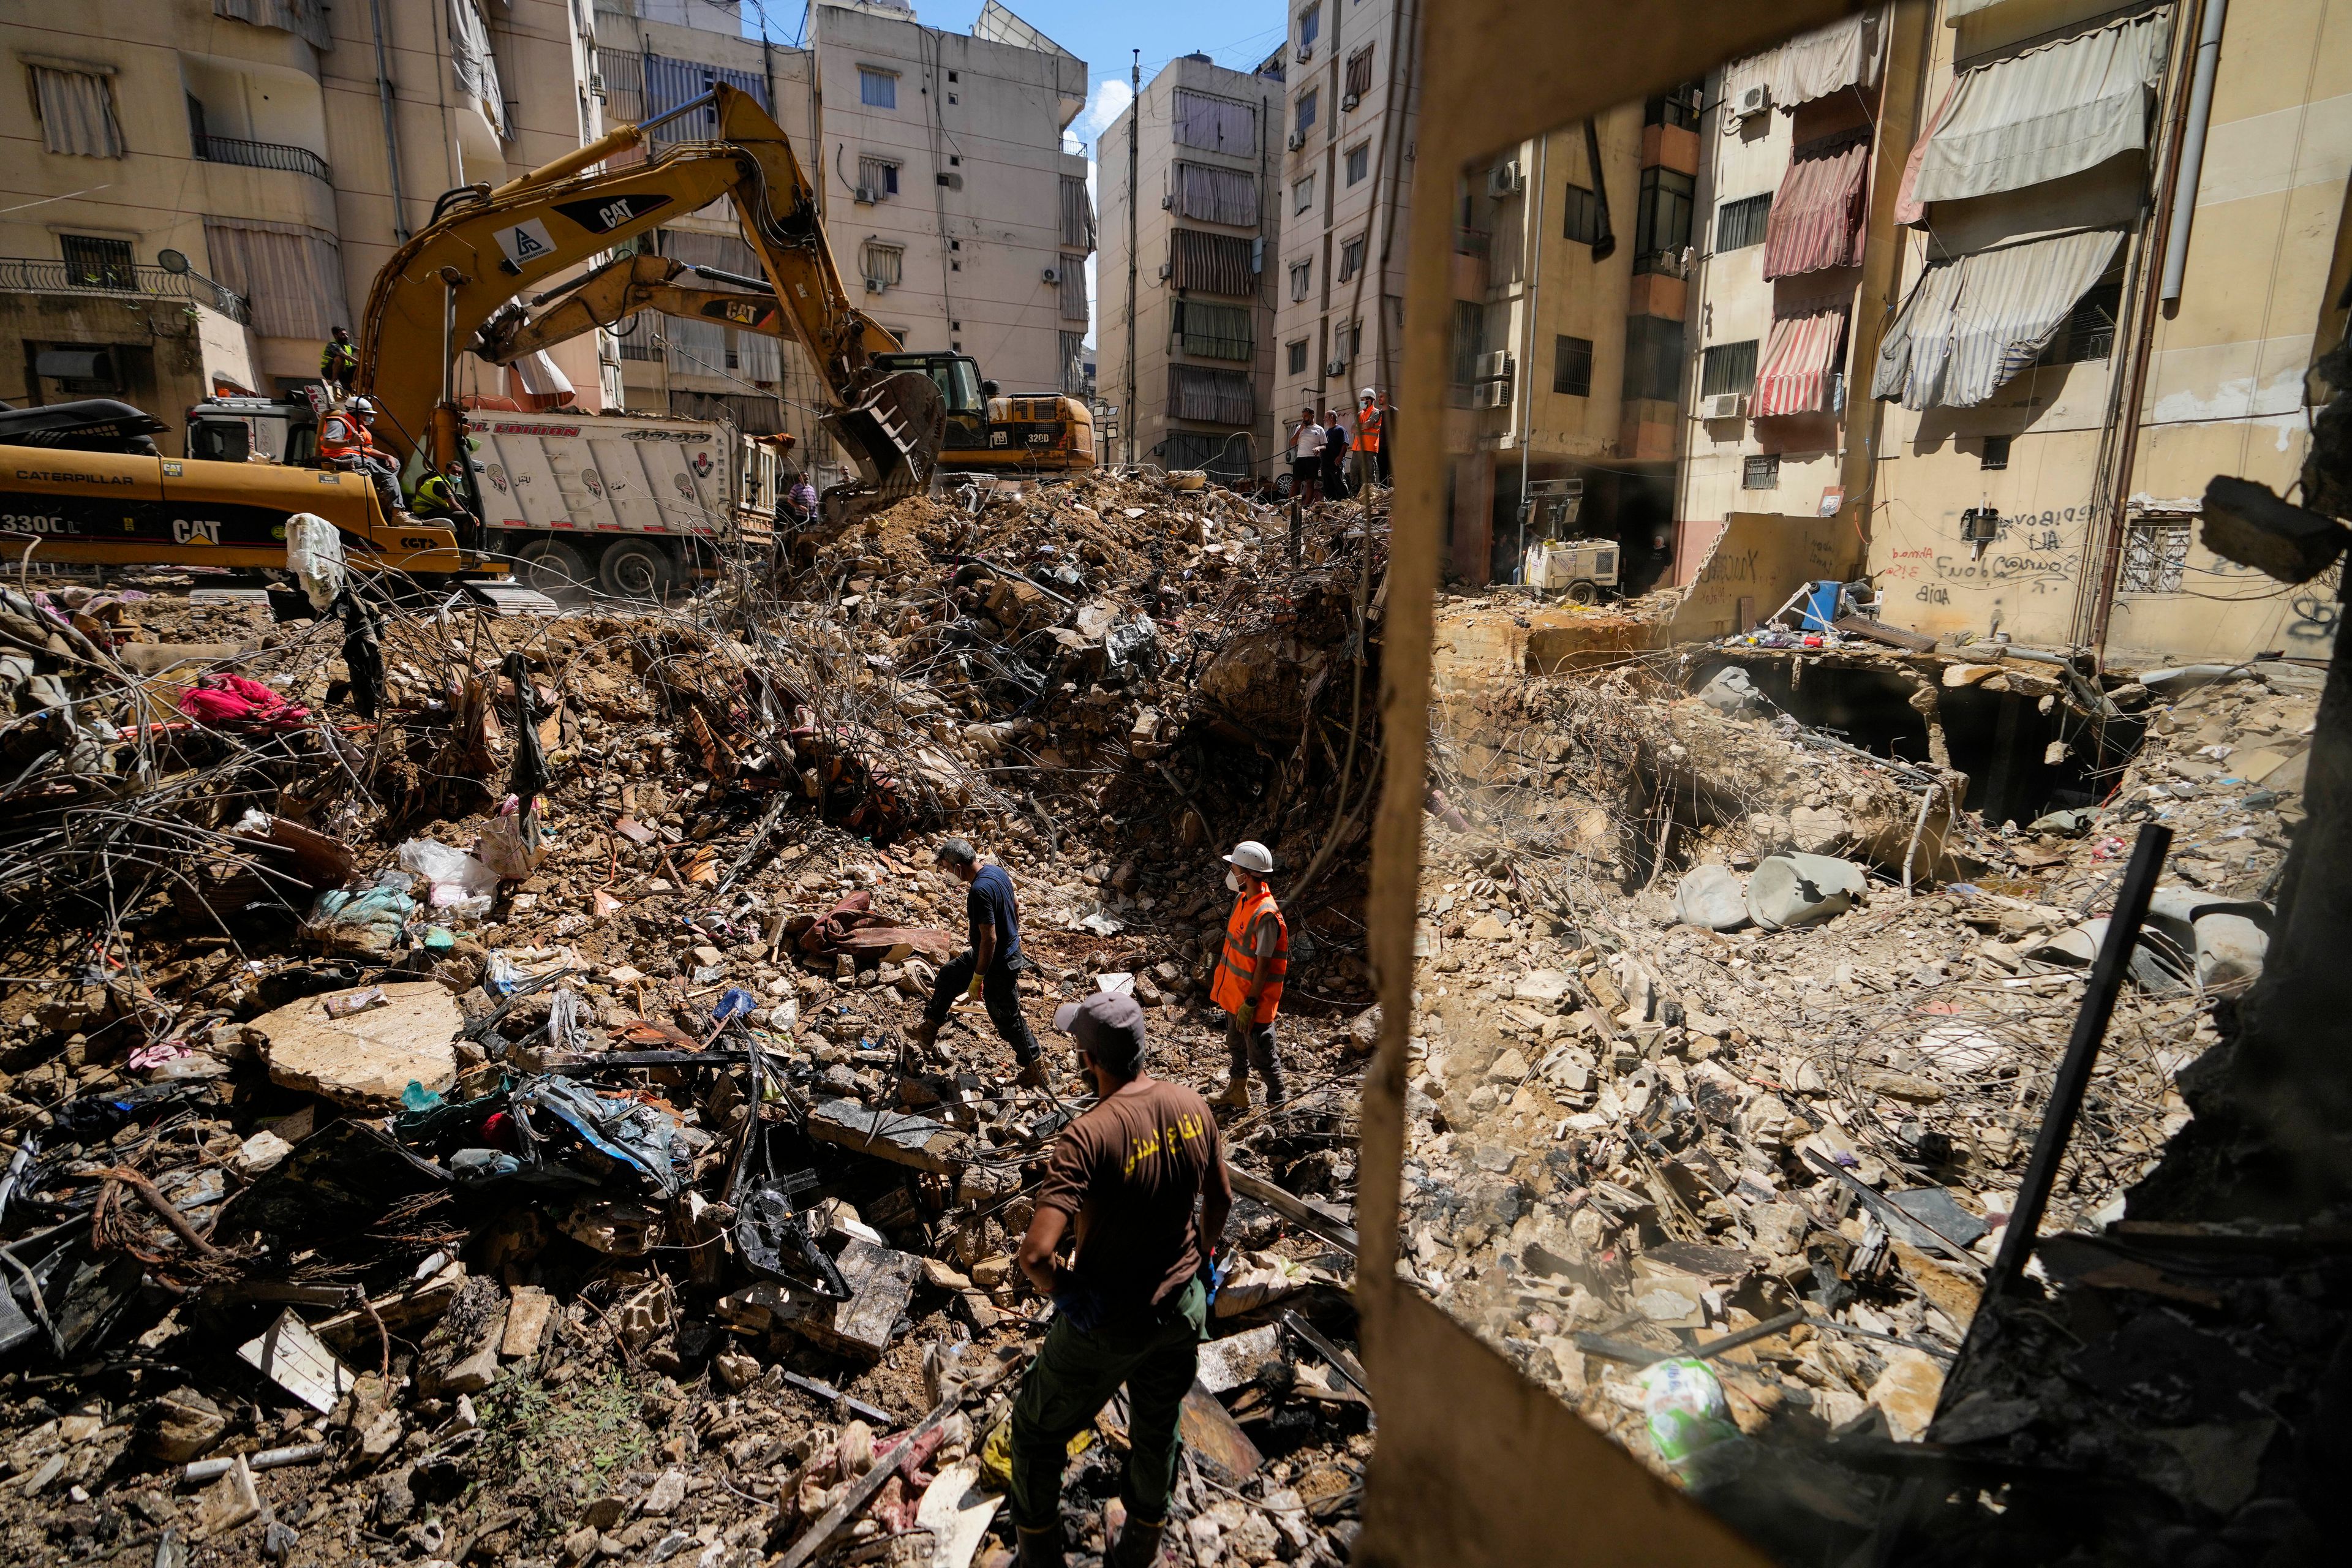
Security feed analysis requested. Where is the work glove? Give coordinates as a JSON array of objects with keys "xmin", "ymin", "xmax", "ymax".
[{"xmin": 966, "ymin": 973, "xmax": 986, "ymax": 1003}]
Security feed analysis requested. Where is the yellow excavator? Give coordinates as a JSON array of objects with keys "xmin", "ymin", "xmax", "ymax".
[
  {"xmin": 0, "ymin": 85, "xmax": 945, "ymax": 581},
  {"xmin": 476, "ymin": 253, "xmax": 1095, "ymax": 476}
]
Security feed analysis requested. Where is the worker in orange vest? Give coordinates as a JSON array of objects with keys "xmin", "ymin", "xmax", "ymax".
[
  {"xmin": 1353, "ymin": 388, "xmax": 1383, "ymax": 494},
  {"xmin": 1209, "ymin": 840, "xmax": 1288, "ymax": 1109},
  {"xmin": 318, "ymin": 398, "xmax": 402, "ymax": 517}
]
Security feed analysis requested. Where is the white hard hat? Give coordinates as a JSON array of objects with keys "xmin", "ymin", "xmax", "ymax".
[
  {"xmin": 1223, "ymin": 840, "xmax": 1275, "ymax": 875},
  {"xmin": 1359, "ymin": 386, "xmax": 1377, "ymax": 401}
]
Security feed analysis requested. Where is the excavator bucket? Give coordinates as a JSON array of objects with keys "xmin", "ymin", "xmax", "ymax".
[{"xmin": 818, "ymin": 370, "xmax": 946, "ymax": 529}]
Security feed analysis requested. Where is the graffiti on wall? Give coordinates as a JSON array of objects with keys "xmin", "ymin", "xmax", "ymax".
[{"xmin": 1876, "ymin": 503, "xmax": 2087, "ymax": 605}]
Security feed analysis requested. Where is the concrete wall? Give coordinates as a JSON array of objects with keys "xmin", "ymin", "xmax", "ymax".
[
  {"xmin": 1097, "ymin": 55, "xmax": 1283, "ymax": 478},
  {"xmin": 2, "ymin": 0, "xmax": 605, "ymax": 424},
  {"xmin": 1271, "ymin": 0, "xmax": 1417, "ymax": 435},
  {"xmin": 809, "ymin": 2, "xmax": 1087, "ymax": 396}
]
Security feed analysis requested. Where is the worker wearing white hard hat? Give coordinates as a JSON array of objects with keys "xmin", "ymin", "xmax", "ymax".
[{"xmin": 1208, "ymin": 840, "xmax": 1289, "ymax": 1108}]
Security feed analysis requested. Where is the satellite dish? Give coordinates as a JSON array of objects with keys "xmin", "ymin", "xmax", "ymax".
[{"xmin": 157, "ymin": 249, "xmax": 190, "ymax": 275}]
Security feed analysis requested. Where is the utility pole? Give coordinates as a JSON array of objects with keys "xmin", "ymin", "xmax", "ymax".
[{"xmin": 1125, "ymin": 50, "xmax": 1140, "ymax": 469}]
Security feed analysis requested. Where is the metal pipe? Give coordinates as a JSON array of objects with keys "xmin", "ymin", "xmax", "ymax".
[
  {"xmin": 487, "ymin": 120, "xmax": 650, "ymax": 203},
  {"xmin": 2162, "ymin": 0, "xmax": 2230, "ymax": 303},
  {"xmin": 368, "ymin": 0, "xmax": 410, "ymax": 242}
]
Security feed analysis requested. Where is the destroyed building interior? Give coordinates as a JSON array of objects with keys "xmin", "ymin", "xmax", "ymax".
[{"xmin": 7, "ymin": 3, "xmax": 2352, "ymax": 1568}]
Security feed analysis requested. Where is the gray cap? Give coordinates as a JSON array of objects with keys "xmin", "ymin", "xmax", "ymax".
[{"xmin": 1054, "ymin": 991, "xmax": 1147, "ymax": 1074}]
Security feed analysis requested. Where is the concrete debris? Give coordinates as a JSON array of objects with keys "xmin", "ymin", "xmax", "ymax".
[{"xmin": 0, "ymin": 472, "xmax": 1376, "ymax": 1566}]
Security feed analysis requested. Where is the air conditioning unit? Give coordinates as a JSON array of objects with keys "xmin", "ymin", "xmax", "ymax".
[
  {"xmin": 1487, "ymin": 160, "xmax": 1525, "ymax": 199},
  {"xmin": 1477, "ymin": 350, "xmax": 1515, "ymax": 382},
  {"xmin": 1297, "ymin": 43, "xmax": 1314, "ymax": 63},
  {"xmin": 1287, "ymin": 130, "xmax": 1306, "ymax": 151},
  {"xmin": 1160, "ymin": 192, "xmax": 1174, "ymax": 209},
  {"xmin": 937, "ymin": 173, "xmax": 963, "ymax": 190},
  {"xmin": 1959, "ymin": 506, "xmax": 2002, "ymax": 544},
  {"xmin": 1325, "ymin": 356, "xmax": 1348, "ymax": 375},
  {"xmin": 1735, "ymin": 84, "xmax": 1771, "ymax": 119},
  {"xmin": 1157, "ymin": 262, "xmax": 1173, "ymax": 281},
  {"xmin": 1341, "ymin": 92, "xmax": 1360, "ymax": 111},
  {"xmin": 1042, "ymin": 267, "xmax": 1062, "ymax": 285},
  {"xmin": 1700, "ymin": 392, "xmax": 1747, "ymax": 420},
  {"xmin": 864, "ymin": 278, "xmax": 885, "ymax": 294},
  {"xmin": 853, "ymin": 184, "xmax": 877, "ymax": 205},
  {"xmin": 1478, "ymin": 379, "xmax": 1512, "ymax": 409}
]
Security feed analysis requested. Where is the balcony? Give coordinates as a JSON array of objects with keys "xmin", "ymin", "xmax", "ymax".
[
  {"xmin": 0, "ymin": 257, "xmax": 251, "ymax": 325},
  {"xmin": 194, "ymin": 134, "xmax": 330, "ymax": 183}
]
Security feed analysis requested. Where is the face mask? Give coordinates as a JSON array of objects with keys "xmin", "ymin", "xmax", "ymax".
[{"xmin": 1226, "ymin": 870, "xmax": 1243, "ymax": 892}]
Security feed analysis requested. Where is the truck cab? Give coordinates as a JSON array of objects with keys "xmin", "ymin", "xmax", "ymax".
[{"xmin": 184, "ymin": 395, "xmax": 320, "ymax": 468}]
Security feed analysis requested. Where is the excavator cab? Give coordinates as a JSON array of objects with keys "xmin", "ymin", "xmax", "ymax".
[
  {"xmin": 872, "ymin": 352, "xmax": 989, "ymax": 453},
  {"xmin": 871, "ymin": 350, "xmax": 1092, "ymax": 473}
]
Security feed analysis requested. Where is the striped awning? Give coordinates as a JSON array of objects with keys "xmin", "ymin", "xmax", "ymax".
[
  {"xmin": 1871, "ymin": 228, "xmax": 2124, "ymax": 410},
  {"xmin": 1912, "ymin": 10, "xmax": 2172, "ymax": 205},
  {"xmin": 1169, "ymin": 229, "xmax": 1257, "ymax": 296},
  {"xmin": 1762, "ymin": 141, "xmax": 1869, "ymax": 279},
  {"xmin": 1752, "ymin": 307, "xmax": 1848, "ymax": 418},
  {"xmin": 1770, "ymin": 11, "xmax": 1880, "ymax": 110}
]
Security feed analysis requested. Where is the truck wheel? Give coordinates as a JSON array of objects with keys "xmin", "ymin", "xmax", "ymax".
[
  {"xmin": 516, "ymin": 540, "xmax": 592, "ymax": 598},
  {"xmin": 1567, "ymin": 579, "xmax": 1600, "ymax": 605},
  {"xmin": 598, "ymin": 538, "xmax": 676, "ymax": 600}
]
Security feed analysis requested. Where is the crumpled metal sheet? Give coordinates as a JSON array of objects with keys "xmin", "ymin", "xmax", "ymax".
[{"xmin": 511, "ymin": 1076, "xmax": 690, "ymax": 1197}]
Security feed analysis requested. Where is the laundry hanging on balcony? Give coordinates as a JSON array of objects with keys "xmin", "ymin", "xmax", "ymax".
[
  {"xmin": 1871, "ymin": 228, "xmax": 2124, "ymax": 410},
  {"xmin": 1762, "ymin": 140, "xmax": 1869, "ymax": 279},
  {"xmin": 1909, "ymin": 9, "xmax": 2173, "ymax": 205},
  {"xmin": 1752, "ymin": 307, "xmax": 1849, "ymax": 418}
]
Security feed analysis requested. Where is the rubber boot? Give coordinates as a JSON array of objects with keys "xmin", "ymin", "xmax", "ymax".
[
  {"xmin": 1015, "ymin": 1520, "xmax": 1065, "ymax": 1568},
  {"xmin": 1107, "ymin": 1515, "xmax": 1166, "ymax": 1568}
]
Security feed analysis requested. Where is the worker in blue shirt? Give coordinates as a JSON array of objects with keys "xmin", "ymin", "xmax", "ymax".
[{"xmin": 910, "ymin": 838, "xmax": 1046, "ymax": 1087}]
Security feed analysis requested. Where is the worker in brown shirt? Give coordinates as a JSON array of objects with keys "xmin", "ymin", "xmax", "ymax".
[{"xmin": 1008, "ymin": 992, "xmax": 1232, "ymax": 1568}]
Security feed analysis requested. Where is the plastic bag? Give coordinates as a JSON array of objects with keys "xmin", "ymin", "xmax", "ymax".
[
  {"xmin": 305, "ymin": 873, "xmax": 416, "ymax": 957},
  {"xmin": 477, "ymin": 794, "xmax": 546, "ymax": 881},
  {"xmin": 1635, "ymin": 1358, "xmax": 1738, "ymax": 1465},
  {"xmin": 285, "ymin": 512, "xmax": 347, "ymax": 614},
  {"xmin": 398, "ymin": 838, "xmax": 502, "ymax": 911}
]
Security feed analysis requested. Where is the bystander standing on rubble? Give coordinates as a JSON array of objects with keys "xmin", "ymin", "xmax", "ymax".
[
  {"xmin": 910, "ymin": 837, "xmax": 1047, "ymax": 1087},
  {"xmin": 1320, "ymin": 410, "xmax": 1352, "ymax": 503},
  {"xmin": 1212, "ymin": 840, "xmax": 1290, "ymax": 1109},
  {"xmin": 1010, "ymin": 992, "xmax": 1232, "ymax": 1568},
  {"xmin": 1287, "ymin": 403, "xmax": 1325, "ymax": 505}
]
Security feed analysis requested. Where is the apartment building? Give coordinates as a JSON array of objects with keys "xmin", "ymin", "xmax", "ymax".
[
  {"xmin": 0, "ymin": 0, "xmax": 604, "ymax": 438},
  {"xmin": 1444, "ymin": 94, "xmax": 1703, "ymax": 589},
  {"xmin": 1270, "ymin": 0, "xmax": 1419, "ymax": 460},
  {"xmin": 1096, "ymin": 53, "xmax": 1284, "ymax": 481},
  {"xmin": 1675, "ymin": 0, "xmax": 2345, "ymax": 664},
  {"xmin": 807, "ymin": 1, "xmax": 1093, "ymax": 401}
]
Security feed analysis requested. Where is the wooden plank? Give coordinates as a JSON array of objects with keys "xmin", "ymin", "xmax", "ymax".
[{"xmin": 1180, "ymin": 1384, "xmax": 1262, "ymax": 1482}]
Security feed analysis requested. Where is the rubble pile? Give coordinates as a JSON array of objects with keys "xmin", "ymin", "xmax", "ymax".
[
  {"xmin": 1397, "ymin": 650, "xmax": 2312, "ymax": 1487},
  {"xmin": 0, "ymin": 471, "xmax": 1385, "ymax": 1567}
]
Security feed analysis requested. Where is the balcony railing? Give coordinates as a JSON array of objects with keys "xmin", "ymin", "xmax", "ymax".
[
  {"xmin": 195, "ymin": 134, "xmax": 331, "ymax": 183},
  {"xmin": 0, "ymin": 257, "xmax": 252, "ymax": 325}
]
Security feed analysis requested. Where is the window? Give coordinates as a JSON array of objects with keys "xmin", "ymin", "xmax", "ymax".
[
  {"xmin": 1174, "ymin": 88, "xmax": 1257, "ymax": 154},
  {"xmin": 1172, "ymin": 164, "xmax": 1254, "ymax": 227},
  {"xmin": 1743, "ymin": 454, "xmax": 1781, "ymax": 491},
  {"xmin": 1345, "ymin": 45, "xmax": 1375, "ymax": 100},
  {"xmin": 1296, "ymin": 89, "xmax": 1318, "ymax": 138},
  {"xmin": 59, "ymin": 234, "xmax": 134, "ymax": 290},
  {"xmin": 1288, "ymin": 339, "xmax": 1310, "ymax": 375},
  {"xmin": 1622, "ymin": 315, "xmax": 1684, "ymax": 403},
  {"xmin": 1294, "ymin": 175, "xmax": 1315, "ymax": 214},
  {"xmin": 29, "ymin": 65, "xmax": 125, "ymax": 159},
  {"xmin": 858, "ymin": 157, "xmax": 899, "ymax": 198},
  {"xmin": 1645, "ymin": 82, "xmax": 1703, "ymax": 132},
  {"xmin": 1634, "ymin": 167, "xmax": 1695, "ymax": 274},
  {"xmin": 1333, "ymin": 317, "xmax": 1360, "ymax": 362},
  {"xmin": 1339, "ymin": 235, "xmax": 1365, "ymax": 282},
  {"xmin": 858, "ymin": 68, "xmax": 897, "ymax": 108},
  {"xmin": 1715, "ymin": 193, "xmax": 1771, "ymax": 252},
  {"xmin": 1290, "ymin": 259, "xmax": 1312, "ymax": 301},
  {"xmin": 202, "ymin": 219, "xmax": 344, "ymax": 339},
  {"xmin": 1981, "ymin": 435, "xmax": 2011, "ymax": 471},
  {"xmin": 1169, "ymin": 230, "xmax": 1256, "ymax": 295},
  {"xmin": 1298, "ymin": 4, "xmax": 1320, "ymax": 47},
  {"xmin": 2120, "ymin": 518, "xmax": 2191, "ymax": 593},
  {"xmin": 1169, "ymin": 363, "xmax": 1255, "ymax": 424},
  {"xmin": 1345, "ymin": 143, "xmax": 1369, "ymax": 185},
  {"xmin": 1553, "ymin": 335, "xmax": 1593, "ymax": 397},
  {"xmin": 1172, "ymin": 300, "xmax": 1252, "ymax": 361},
  {"xmin": 1452, "ymin": 300, "xmax": 1485, "ymax": 387},
  {"xmin": 1700, "ymin": 339, "xmax": 1758, "ymax": 398},
  {"xmin": 1561, "ymin": 184, "xmax": 1602, "ymax": 246},
  {"xmin": 2040, "ymin": 271, "xmax": 2124, "ymax": 366},
  {"xmin": 862, "ymin": 241, "xmax": 903, "ymax": 288}
]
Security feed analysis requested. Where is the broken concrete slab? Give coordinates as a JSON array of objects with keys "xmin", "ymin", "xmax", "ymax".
[
  {"xmin": 805, "ymin": 1098, "xmax": 971, "ymax": 1175},
  {"xmin": 1195, "ymin": 1324, "xmax": 1286, "ymax": 1395},
  {"xmin": 790, "ymin": 1237, "xmax": 921, "ymax": 1360},
  {"xmin": 236, "ymin": 1310, "xmax": 355, "ymax": 1414},
  {"xmin": 246, "ymin": 981, "xmax": 461, "ymax": 1110},
  {"xmin": 500, "ymin": 1286, "xmax": 555, "ymax": 1359},
  {"xmin": 1673, "ymin": 864, "xmax": 1751, "ymax": 930}
]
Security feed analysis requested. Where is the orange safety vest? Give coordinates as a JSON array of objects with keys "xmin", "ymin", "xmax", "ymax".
[
  {"xmin": 1210, "ymin": 886, "xmax": 1288, "ymax": 1023},
  {"xmin": 318, "ymin": 411, "xmax": 365, "ymax": 460},
  {"xmin": 1357, "ymin": 406, "xmax": 1382, "ymax": 453}
]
